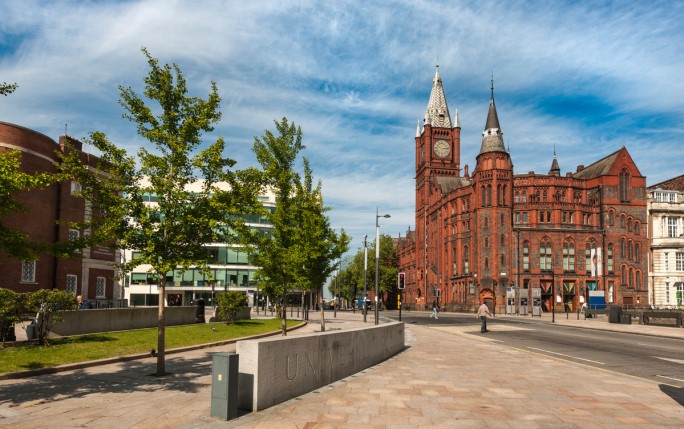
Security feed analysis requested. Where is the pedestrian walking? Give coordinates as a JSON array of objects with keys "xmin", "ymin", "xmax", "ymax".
[
  {"xmin": 430, "ymin": 300, "xmax": 439, "ymax": 319},
  {"xmin": 476, "ymin": 302, "xmax": 492, "ymax": 333}
]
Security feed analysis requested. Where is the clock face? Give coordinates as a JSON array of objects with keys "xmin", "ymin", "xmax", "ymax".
[{"xmin": 433, "ymin": 140, "xmax": 450, "ymax": 158}]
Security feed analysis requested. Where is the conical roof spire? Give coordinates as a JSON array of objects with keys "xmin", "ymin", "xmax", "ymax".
[
  {"xmin": 549, "ymin": 145, "xmax": 561, "ymax": 176},
  {"xmin": 424, "ymin": 65, "xmax": 452, "ymax": 128},
  {"xmin": 479, "ymin": 76, "xmax": 506, "ymax": 155}
]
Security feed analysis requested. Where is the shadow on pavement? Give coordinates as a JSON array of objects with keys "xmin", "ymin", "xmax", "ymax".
[
  {"xmin": 659, "ymin": 384, "xmax": 684, "ymax": 407},
  {"xmin": 0, "ymin": 351, "xmax": 215, "ymax": 406}
]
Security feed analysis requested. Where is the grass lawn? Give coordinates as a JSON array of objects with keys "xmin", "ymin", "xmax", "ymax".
[{"xmin": 0, "ymin": 318, "xmax": 299, "ymax": 374}]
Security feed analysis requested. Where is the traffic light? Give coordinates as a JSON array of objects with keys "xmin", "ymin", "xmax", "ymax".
[{"xmin": 398, "ymin": 272, "xmax": 405, "ymax": 289}]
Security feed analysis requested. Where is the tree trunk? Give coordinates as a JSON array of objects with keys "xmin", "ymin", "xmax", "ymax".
[
  {"xmin": 281, "ymin": 291, "xmax": 287, "ymax": 336},
  {"xmin": 157, "ymin": 279, "xmax": 166, "ymax": 376},
  {"xmin": 319, "ymin": 287, "xmax": 325, "ymax": 332}
]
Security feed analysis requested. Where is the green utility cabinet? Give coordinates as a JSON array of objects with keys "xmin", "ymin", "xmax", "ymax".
[{"xmin": 211, "ymin": 352, "xmax": 239, "ymax": 420}]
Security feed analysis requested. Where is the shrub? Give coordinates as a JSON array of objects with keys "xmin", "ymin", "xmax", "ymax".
[
  {"xmin": 214, "ymin": 291, "xmax": 248, "ymax": 324},
  {"xmin": 26, "ymin": 290, "xmax": 78, "ymax": 345}
]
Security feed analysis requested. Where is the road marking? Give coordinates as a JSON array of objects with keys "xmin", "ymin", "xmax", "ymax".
[
  {"xmin": 528, "ymin": 347, "xmax": 605, "ymax": 365},
  {"xmin": 652, "ymin": 356, "xmax": 684, "ymax": 365},
  {"xmin": 656, "ymin": 375, "xmax": 684, "ymax": 383},
  {"xmin": 638, "ymin": 343, "xmax": 682, "ymax": 351}
]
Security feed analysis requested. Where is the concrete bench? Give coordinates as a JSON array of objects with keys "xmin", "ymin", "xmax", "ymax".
[{"xmin": 236, "ymin": 321, "xmax": 405, "ymax": 411}]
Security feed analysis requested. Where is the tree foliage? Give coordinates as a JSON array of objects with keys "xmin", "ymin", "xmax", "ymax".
[
  {"xmin": 0, "ymin": 82, "xmax": 17, "ymax": 96},
  {"xmin": 60, "ymin": 48, "xmax": 260, "ymax": 375},
  {"xmin": 214, "ymin": 291, "xmax": 248, "ymax": 324},
  {"xmin": 0, "ymin": 288, "xmax": 22, "ymax": 344},
  {"xmin": 246, "ymin": 118, "xmax": 348, "ymax": 334},
  {"xmin": 25, "ymin": 289, "xmax": 77, "ymax": 345}
]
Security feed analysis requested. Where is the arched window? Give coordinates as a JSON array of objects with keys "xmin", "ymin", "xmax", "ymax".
[
  {"xmin": 621, "ymin": 238, "xmax": 626, "ymax": 257},
  {"xmin": 481, "ymin": 186, "xmax": 486, "ymax": 206},
  {"xmin": 485, "ymin": 237, "xmax": 489, "ymax": 248},
  {"xmin": 634, "ymin": 221, "xmax": 640, "ymax": 235},
  {"xmin": 523, "ymin": 241, "xmax": 530, "ymax": 271},
  {"xmin": 540, "ymin": 238, "xmax": 552, "ymax": 270},
  {"xmin": 628, "ymin": 240, "xmax": 633, "ymax": 260},
  {"xmin": 621, "ymin": 265, "xmax": 627, "ymax": 286},
  {"xmin": 619, "ymin": 169, "xmax": 631, "ymax": 202},
  {"xmin": 503, "ymin": 185, "xmax": 507, "ymax": 206},
  {"xmin": 563, "ymin": 240, "xmax": 575, "ymax": 272},
  {"xmin": 585, "ymin": 239, "xmax": 596, "ymax": 273},
  {"xmin": 500, "ymin": 213, "xmax": 505, "ymax": 226},
  {"xmin": 500, "ymin": 254, "xmax": 505, "ymax": 266},
  {"xmin": 501, "ymin": 234, "xmax": 505, "ymax": 245},
  {"xmin": 607, "ymin": 244, "xmax": 614, "ymax": 273},
  {"xmin": 484, "ymin": 217, "xmax": 489, "ymax": 229},
  {"xmin": 487, "ymin": 185, "xmax": 492, "ymax": 207},
  {"xmin": 636, "ymin": 271, "xmax": 641, "ymax": 290},
  {"xmin": 627, "ymin": 218, "xmax": 633, "ymax": 232},
  {"xmin": 634, "ymin": 243, "xmax": 640, "ymax": 262},
  {"xmin": 484, "ymin": 257, "xmax": 489, "ymax": 268},
  {"xmin": 463, "ymin": 245, "xmax": 470, "ymax": 274},
  {"xmin": 608, "ymin": 210, "xmax": 615, "ymax": 225},
  {"xmin": 497, "ymin": 184, "xmax": 502, "ymax": 206},
  {"xmin": 629, "ymin": 267, "xmax": 635, "ymax": 288}
]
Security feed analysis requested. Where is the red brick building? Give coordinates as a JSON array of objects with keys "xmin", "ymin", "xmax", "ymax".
[
  {"xmin": 0, "ymin": 122, "xmax": 119, "ymax": 304},
  {"xmin": 397, "ymin": 68, "xmax": 648, "ymax": 314}
]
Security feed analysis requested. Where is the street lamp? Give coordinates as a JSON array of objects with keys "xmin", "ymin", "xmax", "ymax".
[
  {"xmin": 363, "ymin": 234, "xmax": 368, "ymax": 323},
  {"xmin": 375, "ymin": 208, "xmax": 391, "ymax": 325}
]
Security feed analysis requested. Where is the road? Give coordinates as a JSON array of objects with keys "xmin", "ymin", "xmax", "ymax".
[{"xmin": 391, "ymin": 310, "xmax": 684, "ymax": 388}]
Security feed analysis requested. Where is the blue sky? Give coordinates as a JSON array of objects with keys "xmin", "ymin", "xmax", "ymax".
[{"xmin": 1, "ymin": 0, "xmax": 683, "ymax": 256}]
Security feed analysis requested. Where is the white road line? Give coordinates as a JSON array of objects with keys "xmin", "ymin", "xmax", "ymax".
[
  {"xmin": 528, "ymin": 347, "xmax": 605, "ymax": 365},
  {"xmin": 638, "ymin": 343, "xmax": 682, "ymax": 351},
  {"xmin": 652, "ymin": 356, "xmax": 684, "ymax": 365},
  {"xmin": 656, "ymin": 375, "xmax": 684, "ymax": 383}
]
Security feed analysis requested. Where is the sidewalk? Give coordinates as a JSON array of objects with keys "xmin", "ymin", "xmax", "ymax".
[{"xmin": 1, "ymin": 310, "xmax": 682, "ymax": 428}]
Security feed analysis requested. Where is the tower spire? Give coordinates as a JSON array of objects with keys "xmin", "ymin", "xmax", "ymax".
[
  {"xmin": 479, "ymin": 76, "xmax": 505, "ymax": 155},
  {"xmin": 424, "ymin": 65, "xmax": 452, "ymax": 128},
  {"xmin": 550, "ymin": 145, "xmax": 561, "ymax": 176}
]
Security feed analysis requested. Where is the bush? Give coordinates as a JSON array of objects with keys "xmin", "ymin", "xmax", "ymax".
[
  {"xmin": 0, "ymin": 288, "xmax": 22, "ymax": 344},
  {"xmin": 214, "ymin": 291, "xmax": 248, "ymax": 324},
  {"xmin": 26, "ymin": 289, "xmax": 78, "ymax": 345}
]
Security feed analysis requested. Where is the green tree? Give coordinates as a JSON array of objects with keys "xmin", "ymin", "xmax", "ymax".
[
  {"xmin": 296, "ymin": 159, "xmax": 350, "ymax": 332},
  {"xmin": 26, "ymin": 289, "xmax": 77, "ymax": 345},
  {"xmin": 246, "ymin": 118, "xmax": 306, "ymax": 336},
  {"xmin": 60, "ymin": 48, "xmax": 260, "ymax": 375},
  {"xmin": 214, "ymin": 291, "xmax": 248, "ymax": 324},
  {"xmin": 0, "ymin": 288, "xmax": 22, "ymax": 344}
]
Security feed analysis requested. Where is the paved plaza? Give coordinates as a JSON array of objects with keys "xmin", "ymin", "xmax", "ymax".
[{"xmin": 0, "ymin": 311, "xmax": 682, "ymax": 428}]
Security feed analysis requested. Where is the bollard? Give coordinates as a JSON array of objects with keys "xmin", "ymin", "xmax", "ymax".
[{"xmin": 211, "ymin": 352, "xmax": 239, "ymax": 420}]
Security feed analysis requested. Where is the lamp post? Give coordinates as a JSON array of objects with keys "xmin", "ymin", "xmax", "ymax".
[
  {"xmin": 334, "ymin": 263, "xmax": 339, "ymax": 318},
  {"xmin": 363, "ymin": 234, "xmax": 368, "ymax": 323},
  {"xmin": 375, "ymin": 208, "xmax": 391, "ymax": 325}
]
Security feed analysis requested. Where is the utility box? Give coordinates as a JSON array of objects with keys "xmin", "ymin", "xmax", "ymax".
[{"xmin": 211, "ymin": 352, "xmax": 239, "ymax": 420}]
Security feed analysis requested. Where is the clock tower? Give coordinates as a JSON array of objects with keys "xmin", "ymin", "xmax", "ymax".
[{"xmin": 415, "ymin": 65, "xmax": 461, "ymax": 307}]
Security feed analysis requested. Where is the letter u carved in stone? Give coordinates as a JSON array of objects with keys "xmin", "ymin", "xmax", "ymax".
[{"xmin": 286, "ymin": 353, "xmax": 298, "ymax": 380}]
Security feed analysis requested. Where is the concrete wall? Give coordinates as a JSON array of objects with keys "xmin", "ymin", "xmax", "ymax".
[
  {"xmin": 236, "ymin": 321, "xmax": 405, "ymax": 411},
  {"xmin": 50, "ymin": 307, "xmax": 197, "ymax": 336}
]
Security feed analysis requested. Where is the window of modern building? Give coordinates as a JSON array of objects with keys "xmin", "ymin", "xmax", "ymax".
[
  {"xmin": 21, "ymin": 260, "xmax": 36, "ymax": 283},
  {"xmin": 66, "ymin": 274, "xmax": 77, "ymax": 294}
]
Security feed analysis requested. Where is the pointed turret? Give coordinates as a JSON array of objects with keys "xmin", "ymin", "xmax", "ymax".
[
  {"xmin": 424, "ymin": 65, "xmax": 452, "ymax": 128},
  {"xmin": 416, "ymin": 119, "xmax": 421, "ymax": 138},
  {"xmin": 549, "ymin": 146, "xmax": 561, "ymax": 176},
  {"xmin": 479, "ymin": 77, "xmax": 506, "ymax": 155}
]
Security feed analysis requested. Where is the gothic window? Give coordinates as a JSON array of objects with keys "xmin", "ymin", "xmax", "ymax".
[
  {"xmin": 497, "ymin": 184, "xmax": 502, "ymax": 206},
  {"xmin": 627, "ymin": 217, "xmax": 633, "ymax": 232},
  {"xmin": 608, "ymin": 210, "xmax": 615, "ymax": 225},
  {"xmin": 484, "ymin": 217, "xmax": 489, "ymax": 229},
  {"xmin": 463, "ymin": 245, "xmax": 469, "ymax": 273},
  {"xmin": 485, "ymin": 237, "xmax": 489, "ymax": 248},
  {"xmin": 487, "ymin": 185, "xmax": 492, "ymax": 207},
  {"xmin": 563, "ymin": 240, "xmax": 575, "ymax": 272},
  {"xmin": 634, "ymin": 221, "xmax": 640, "ymax": 235},
  {"xmin": 621, "ymin": 265, "xmax": 627, "ymax": 286},
  {"xmin": 484, "ymin": 257, "xmax": 489, "ymax": 268},
  {"xmin": 629, "ymin": 267, "xmax": 635, "ymax": 288},
  {"xmin": 481, "ymin": 186, "xmax": 486, "ymax": 206},
  {"xmin": 620, "ymin": 214, "xmax": 626, "ymax": 228},
  {"xmin": 607, "ymin": 244, "xmax": 614, "ymax": 273},
  {"xmin": 500, "ymin": 234, "xmax": 505, "ymax": 245},
  {"xmin": 502, "ymin": 185, "xmax": 507, "ymax": 206},
  {"xmin": 542, "ymin": 190, "xmax": 547, "ymax": 202},
  {"xmin": 636, "ymin": 271, "xmax": 641, "ymax": 290},
  {"xmin": 539, "ymin": 238, "xmax": 552, "ymax": 271},
  {"xmin": 635, "ymin": 243, "xmax": 640, "ymax": 262},
  {"xmin": 523, "ymin": 241, "xmax": 530, "ymax": 271},
  {"xmin": 500, "ymin": 213, "xmax": 505, "ymax": 226},
  {"xmin": 621, "ymin": 238, "xmax": 626, "ymax": 257},
  {"xmin": 500, "ymin": 254, "xmax": 505, "ymax": 266},
  {"xmin": 619, "ymin": 169, "xmax": 631, "ymax": 202},
  {"xmin": 627, "ymin": 240, "xmax": 633, "ymax": 260}
]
